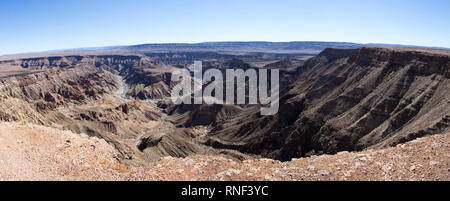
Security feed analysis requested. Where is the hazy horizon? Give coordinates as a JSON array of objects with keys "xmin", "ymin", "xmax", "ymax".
[
  {"xmin": 3, "ymin": 40, "xmax": 450, "ymax": 57},
  {"xmin": 1, "ymin": 0, "xmax": 449, "ymax": 55}
]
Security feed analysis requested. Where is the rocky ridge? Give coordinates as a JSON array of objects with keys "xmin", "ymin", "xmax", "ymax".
[
  {"xmin": 0, "ymin": 46, "xmax": 448, "ymax": 168},
  {"xmin": 207, "ymin": 47, "xmax": 450, "ymax": 161}
]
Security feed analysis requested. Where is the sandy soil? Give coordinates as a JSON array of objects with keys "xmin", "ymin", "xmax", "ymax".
[{"xmin": 0, "ymin": 122, "xmax": 448, "ymax": 181}]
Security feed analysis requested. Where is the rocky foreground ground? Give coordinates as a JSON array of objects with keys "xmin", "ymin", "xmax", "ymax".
[{"xmin": 0, "ymin": 122, "xmax": 448, "ymax": 181}]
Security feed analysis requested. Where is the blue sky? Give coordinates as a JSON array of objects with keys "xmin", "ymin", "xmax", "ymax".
[{"xmin": 1, "ymin": 0, "xmax": 449, "ymax": 55}]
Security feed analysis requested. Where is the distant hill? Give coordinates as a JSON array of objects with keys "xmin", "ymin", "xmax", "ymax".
[
  {"xmin": 66, "ymin": 41, "xmax": 449, "ymax": 53},
  {"xmin": 3, "ymin": 41, "xmax": 449, "ymax": 58},
  {"xmin": 120, "ymin": 41, "xmax": 363, "ymax": 53}
]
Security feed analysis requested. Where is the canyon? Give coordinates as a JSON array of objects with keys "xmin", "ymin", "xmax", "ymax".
[{"xmin": 0, "ymin": 43, "xmax": 448, "ymax": 180}]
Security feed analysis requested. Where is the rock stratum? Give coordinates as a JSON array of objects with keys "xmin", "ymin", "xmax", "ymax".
[
  {"xmin": 206, "ymin": 47, "xmax": 450, "ymax": 161},
  {"xmin": 0, "ymin": 46, "xmax": 449, "ymax": 180}
]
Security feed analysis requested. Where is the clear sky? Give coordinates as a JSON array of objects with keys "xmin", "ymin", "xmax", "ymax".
[{"xmin": 1, "ymin": 0, "xmax": 449, "ymax": 55}]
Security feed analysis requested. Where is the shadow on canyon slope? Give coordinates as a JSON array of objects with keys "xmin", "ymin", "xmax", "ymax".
[{"xmin": 0, "ymin": 47, "xmax": 448, "ymax": 164}]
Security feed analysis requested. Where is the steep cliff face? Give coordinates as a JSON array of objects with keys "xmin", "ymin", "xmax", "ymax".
[
  {"xmin": 4, "ymin": 55, "xmax": 150, "ymax": 70},
  {"xmin": 206, "ymin": 47, "xmax": 450, "ymax": 161},
  {"xmin": 0, "ymin": 54, "xmax": 179, "ymax": 101},
  {"xmin": 0, "ymin": 67, "xmax": 170, "ymax": 164},
  {"xmin": 0, "ymin": 68, "xmax": 119, "ymax": 123},
  {"xmin": 0, "ymin": 54, "xmax": 252, "ymax": 164},
  {"xmin": 0, "ymin": 47, "xmax": 448, "ymax": 164},
  {"xmin": 124, "ymin": 67, "xmax": 174, "ymax": 99}
]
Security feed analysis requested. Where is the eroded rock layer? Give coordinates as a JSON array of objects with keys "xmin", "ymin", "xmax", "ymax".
[
  {"xmin": 206, "ymin": 47, "xmax": 450, "ymax": 161},
  {"xmin": 0, "ymin": 47, "xmax": 448, "ymax": 165}
]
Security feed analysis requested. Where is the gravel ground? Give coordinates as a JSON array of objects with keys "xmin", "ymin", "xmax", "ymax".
[{"xmin": 0, "ymin": 123, "xmax": 448, "ymax": 181}]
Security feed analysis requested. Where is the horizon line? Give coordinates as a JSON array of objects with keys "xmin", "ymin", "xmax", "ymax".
[{"xmin": 2, "ymin": 40, "xmax": 449, "ymax": 57}]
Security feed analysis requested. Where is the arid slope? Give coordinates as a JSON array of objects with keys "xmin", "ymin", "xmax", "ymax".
[
  {"xmin": 0, "ymin": 47, "xmax": 448, "ymax": 167},
  {"xmin": 207, "ymin": 47, "xmax": 450, "ymax": 161},
  {"xmin": 0, "ymin": 123, "xmax": 448, "ymax": 181}
]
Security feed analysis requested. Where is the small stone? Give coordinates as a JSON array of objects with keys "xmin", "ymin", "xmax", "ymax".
[
  {"xmin": 382, "ymin": 164, "xmax": 392, "ymax": 172},
  {"xmin": 318, "ymin": 170, "xmax": 330, "ymax": 176},
  {"xmin": 337, "ymin": 151, "xmax": 349, "ymax": 155},
  {"xmin": 409, "ymin": 165, "xmax": 416, "ymax": 171},
  {"xmin": 429, "ymin": 161, "xmax": 438, "ymax": 166}
]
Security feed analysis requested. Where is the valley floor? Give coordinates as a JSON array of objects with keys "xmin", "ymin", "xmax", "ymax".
[{"xmin": 0, "ymin": 122, "xmax": 448, "ymax": 181}]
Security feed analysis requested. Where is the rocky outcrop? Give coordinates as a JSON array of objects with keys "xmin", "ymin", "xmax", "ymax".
[
  {"xmin": 124, "ymin": 67, "xmax": 174, "ymax": 99},
  {"xmin": 0, "ymin": 68, "xmax": 119, "ymax": 122},
  {"xmin": 207, "ymin": 47, "xmax": 450, "ymax": 161},
  {"xmin": 136, "ymin": 129, "xmax": 204, "ymax": 159},
  {"xmin": 3, "ymin": 55, "xmax": 150, "ymax": 70},
  {"xmin": 0, "ymin": 66, "xmax": 170, "ymax": 164},
  {"xmin": 0, "ymin": 47, "xmax": 448, "ymax": 166}
]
